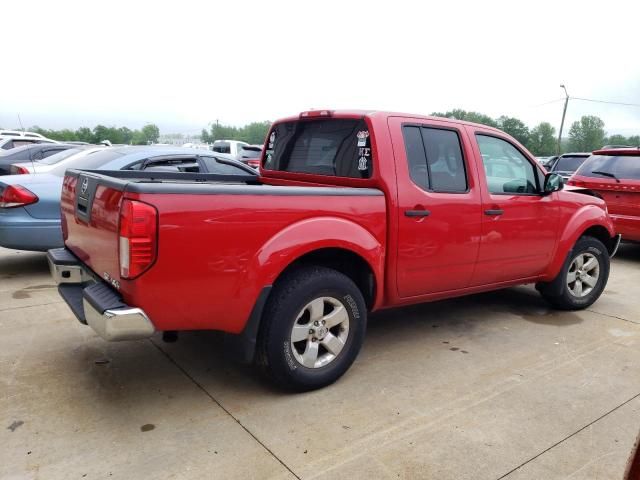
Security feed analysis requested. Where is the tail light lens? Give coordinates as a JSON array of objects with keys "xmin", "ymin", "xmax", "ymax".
[
  {"xmin": 10, "ymin": 165, "xmax": 30, "ymax": 175},
  {"xmin": 247, "ymin": 159, "xmax": 260, "ymax": 168},
  {"xmin": 118, "ymin": 199, "xmax": 157, "ymax": 279},
  {"xmin": 0, "ymin": 185, "xmax": 39, "ymax": 208}
]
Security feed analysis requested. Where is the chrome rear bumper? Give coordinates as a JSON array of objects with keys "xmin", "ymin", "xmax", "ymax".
[{"xmin": 47, "ymin": 248, "xmax": 155, "ymax": 341}]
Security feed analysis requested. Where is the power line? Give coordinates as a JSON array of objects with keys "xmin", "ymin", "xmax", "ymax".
[{"xmin": 571, "ymin": 96, "xmax": 640, "ymax": 108}]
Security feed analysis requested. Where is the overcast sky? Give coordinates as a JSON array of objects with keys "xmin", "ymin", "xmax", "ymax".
[{"xmin": 2, "ymin": 0, "xmax": 640, "ymax": 136}]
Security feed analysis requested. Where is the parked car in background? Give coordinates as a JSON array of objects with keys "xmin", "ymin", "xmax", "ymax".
[
  {"xmin": 239, "ymin": 144, "xmax": 263, "ymax": 168},
  {"xmin": 0, "ymin": 146, "xmax": 256, "ymax": 251},
  {"xmin": 10, "ymin": 146, "xmax": 104, "ymax": 175},
  {"xmin": 0, "ymin": 143, "xmax": 77, "ymax": 175},
  {"xmin": 48, "ymin": 109, "xmax": 618, "ymax": 391},
  {"xmin": 212, "ymin": 139, "xmax": 249, "ymax": 159},
  {"xmin": 536, "ymin": 155, "xmax": 558, "ymax": 168},
  {"xmin": 568, "ymin": 147, "xmax": 640, "ymax": 242},
  {"xmin": 0, "ymin": 130, "xmax": 47, "ymax": 140},
  {"xmin": 0, "ymin": 131, "xmax": 58, "ymax": 150},
  {"xmin": 549, "ymin": 153, "xmax": 590, "ymax": 181}
]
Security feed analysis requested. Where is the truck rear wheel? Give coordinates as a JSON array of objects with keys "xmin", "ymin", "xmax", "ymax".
[
  {"xmin": 537, "ymin": 235, "xmax": 610, "ymax": 310},
  {"xmin": 256, "ymin": 266, "xmax": 367, "ymax": 391}
]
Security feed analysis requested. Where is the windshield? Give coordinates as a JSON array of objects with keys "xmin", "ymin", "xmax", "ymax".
[
  {"xmin": 553, "ymin": 156, "xmax": 587, "ymax": 173},
  {"xmin": 575, "ymin": 154, "xmax": 640, "ymax": 180},
  {"xmin": 263, "ymin": 118, "xmax": 372, "ymax": 178},
  {"xmin": 39, "ymin": 148, "xmax": 84, "ymax": 165},
  {"xmin": 50, "ymin": 149, "xmax": 126, "ymax": 176}
]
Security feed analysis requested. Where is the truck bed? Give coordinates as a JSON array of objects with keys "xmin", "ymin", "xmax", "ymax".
[{"xmin": 60, "ymin": 169, "xmax": 387, "ymax": 334}]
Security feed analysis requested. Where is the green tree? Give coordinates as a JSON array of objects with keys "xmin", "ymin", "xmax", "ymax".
[
  {"xmin": 497, "ymin": 116, "xmax": 530, "ymax": 147},
  {"xmin": 568, "ymin": 115, "xmax": 606, "ymax": 152},
  {"xmin": 141, "ymin": 123, "xmax": 160, "ymax": 143},
  {"xmin": 528, "ymin": 122, "xmax": 557, "ymax": 156},
  {"xmin": 628, "ymin": 135, "xmax": 640, "ymax": 146},
  {"xmin": 238, "ymin": 121, "xmax": 271, "ymax": 144},
  {"xmin": 75, "ymin": 127, "xmax": 94, "ymax": 143},
  {"xmin": 431, "ymin": 109, "xmax": 498, "ymax": 128}
]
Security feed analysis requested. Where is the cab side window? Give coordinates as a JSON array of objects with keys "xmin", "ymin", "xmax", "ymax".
[
  {"xmin": 403, "ymin": 126, "xmax": 468, "ymax": 193},
  {"xmin": 476, "ymin": 135, "xmax": 538, "ymax": 195}
]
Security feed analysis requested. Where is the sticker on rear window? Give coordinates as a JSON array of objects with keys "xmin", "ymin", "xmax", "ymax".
[
  {"xmin": 357, "ymin": 130, "xmax": 369, "ymax": 147},
  {"xmin": 268, "ymin": 131, "xmax": 276, "ymax": 149}
]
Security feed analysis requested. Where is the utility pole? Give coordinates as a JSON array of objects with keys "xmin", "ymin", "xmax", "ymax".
[{"xmin": 557, "ymin": 84, "xmax": 569, "ymax": 156}]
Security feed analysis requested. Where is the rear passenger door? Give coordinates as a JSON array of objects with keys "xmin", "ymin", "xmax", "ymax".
[
  {"xmin": 389, "ymin": 117, "xmax": 482, "ymax": 297},
  {"xmin": 470, "ymin": 132, "xmax": 559, "ymax": 285}
]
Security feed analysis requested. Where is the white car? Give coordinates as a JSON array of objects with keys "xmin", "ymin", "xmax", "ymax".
[
  {"xmin": 10, "ymin": 146, "xmax": 105, "ymax": 175},
  {"xmin": 212, "ymin": 139, "xmax": 249, "ymax": 159},
  {"xmin": 0, "ymin": 130, "xmax": 58, "ymax": 150}
]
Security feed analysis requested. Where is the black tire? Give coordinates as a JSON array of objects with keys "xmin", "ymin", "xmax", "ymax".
[
  {"xmin": 256, "ymin": 266, "xmax": 367, "ymax": 391},
  {"xmin": 537, "ymin": 235, "xmax": 610, "ymax": 310}
]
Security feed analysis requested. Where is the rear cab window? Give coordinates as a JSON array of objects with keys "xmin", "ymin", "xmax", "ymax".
[
  {"xmin": 402, "ymin": 125, "xmax": 468, "ymax": 193},
  {"xmin": 263, "ymin": 118, "xmax": 373, "ymax": 179}
]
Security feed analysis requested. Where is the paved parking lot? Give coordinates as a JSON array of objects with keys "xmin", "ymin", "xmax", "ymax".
[{"xmin": 1, "ymin": 245, "xmax": 639, "ymax": 480}]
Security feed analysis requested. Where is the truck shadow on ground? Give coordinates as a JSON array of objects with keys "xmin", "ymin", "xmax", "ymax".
[
  {"xmin": 0, "ymin": 251, "xmax": 47, "ymax": 278},
  {"xmin": 616, "ymin": 242, "xmax": 640, "ymax": 262},
  {"xmin": 134, "ymin": 283, "xmax": 586, "ymax": 398}
]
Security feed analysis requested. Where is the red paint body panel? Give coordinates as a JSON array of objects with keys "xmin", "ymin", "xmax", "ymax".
[
  {"xmin": 569, "ymin": 175, "xmax": 640, "ymax": 242},
  {"xmin": 61, "ymin": 110, "xmax": 616, "ymax": 335}
]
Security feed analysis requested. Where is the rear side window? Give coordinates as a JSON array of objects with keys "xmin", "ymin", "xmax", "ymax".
[
  {"xmin": 553, "ymin": 155, "xmax": 588, "ymax": 173},
  {"xmin": 403, "ymin": 126, "xmax": 467, "ymax": 192},
  {"xmin": 264, "ymin": 119, "xmax": 372, "ymax": 178},
  {"xmin": 213, "ymin": 142, "xmax": 231, "ymax": 154},
  {"xmin": 576, "ymin": 155, "xmax": 640, "ymax": 180},
  {"xmin": 202, "ymin": 156, "xmax": 253, "ymax": 175}
]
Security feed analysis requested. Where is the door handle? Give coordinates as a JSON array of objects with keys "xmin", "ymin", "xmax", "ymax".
[
  {"xmin": 484, "ymin": 209, "xmax": 504, "ymax": 216},
  {"xmin": 405, "ymin": 209, "xmax": 431, "ymax": 217}
]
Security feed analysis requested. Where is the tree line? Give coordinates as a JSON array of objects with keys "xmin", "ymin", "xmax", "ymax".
[
  {"xmin": 29, "ymin": 124, "xmax": 160, "ymax": 145},
  {"xmin": 431, "ymin": 109, "xmax": 639, "ymax": 155},
  {"xmin": 11, "ymin": 113, "xmax": 638, "ymax": 154},
  {"xmin": 200, "ymin": 121, "xmax": 272, "ymax": 145}
]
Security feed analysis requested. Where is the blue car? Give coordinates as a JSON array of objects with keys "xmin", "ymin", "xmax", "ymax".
[{"xmin": 0, "ymin": 146, "xmax": 256, "ymax": 251}]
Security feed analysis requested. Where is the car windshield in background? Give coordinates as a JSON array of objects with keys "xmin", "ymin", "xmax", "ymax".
[
  {"xmin": 39, "ymin": 148, "xmax": 84, "ymax": 165},
  {"xmin": 576, "ymin": 155, "xmax": 640, "ymax": 180},
  {"xmin": 554, "ymin": 156, "xmax": 587, "ymax": 172},
  {"xmin": 50, "ymin": 149, "xmax": 126, "ymax": 176},
  {"xmin": 264, "ymin": 118, "xmax": 372, "ymax": 178}
]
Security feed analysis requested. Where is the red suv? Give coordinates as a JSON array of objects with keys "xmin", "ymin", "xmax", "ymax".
[{"xmin": 568, "ymin": 148, "xmax": 640, "ymax": 242}]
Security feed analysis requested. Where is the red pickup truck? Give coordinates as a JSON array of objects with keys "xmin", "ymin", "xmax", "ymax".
[{"xmin": 48, "ymin": 110, "xmax": 620, "ymax": 391}]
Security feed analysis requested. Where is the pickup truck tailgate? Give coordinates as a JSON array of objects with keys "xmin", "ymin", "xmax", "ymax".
[{"xmin": 61, "ymin": 172, "xmax": 124, "ymax": 284}]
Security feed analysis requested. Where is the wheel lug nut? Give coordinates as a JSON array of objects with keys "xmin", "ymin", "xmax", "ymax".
[
  {"xmin": 312, "ymin": 337, "xmax": 317, "ymax": 342},
  {"xmin": 322, "ymin": 320, "xmax": 326, "ymax": 325},
  {"xmin": 314, "ymin": 321, "xmax": 319, "ymax": 326},
  {"xmin": 309, "ymin": 329, "xmax": 314, "ymax": 334}
]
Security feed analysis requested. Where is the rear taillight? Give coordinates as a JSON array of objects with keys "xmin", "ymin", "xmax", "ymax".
[
  {"xmin": 0, "ymin": 185, "xmax": 39, "ymax": 208},
  {"xmin": 10, "ymin": 165, "xmax": 30, "ymax": 175},
  {"xmin": 247, "ymin": 159, "xmax": 260, "ymax": 168},
  {"xmin": 118, "ymin": 199, "xmax": 157, "ymax": 279}
]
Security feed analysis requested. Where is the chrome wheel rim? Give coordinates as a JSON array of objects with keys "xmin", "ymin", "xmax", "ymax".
[
  {"xmin": 290, "ymin": 297, "xmax": 350, "ymax": 369},
  {"xmin": 567, "ymin": 252, "xmax": 600, "ymax": 298}
]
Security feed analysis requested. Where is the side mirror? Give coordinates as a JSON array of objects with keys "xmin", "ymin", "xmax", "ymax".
[{"xmin": 543, "ymin": 172, "xmax": 564, "ymax": 194}]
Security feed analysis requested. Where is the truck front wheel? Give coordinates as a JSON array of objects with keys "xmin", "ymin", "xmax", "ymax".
[
  {"xmin": 537, "ymin": 235, "xmax": 610, "ymax": 310},
  {"xmin": 256, "ymin": 266, "xmax": 367, "ymax": 391}
]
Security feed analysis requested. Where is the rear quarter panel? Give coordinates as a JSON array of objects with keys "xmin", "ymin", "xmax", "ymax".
[{"xmin": 126, "ymin": 191, "xmax": 386, "ymax": 333}]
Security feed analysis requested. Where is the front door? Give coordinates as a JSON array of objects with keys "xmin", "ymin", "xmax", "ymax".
[
  {"xmin": 470, "ymin": 133, "xmax": 559, "ymax": 285},
  {"xmin": 389, "ymin": 117, "xmax": 482, "ymax": 298}
]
